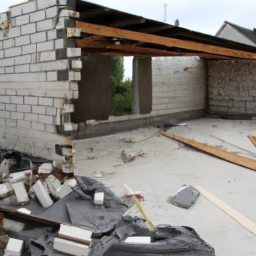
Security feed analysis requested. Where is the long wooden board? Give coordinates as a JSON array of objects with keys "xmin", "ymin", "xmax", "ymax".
[
  {"xmin": 160, "ymin": 131, "xmax": 256, "ymax": 171},
  {"xmin": 195, "ymin": 186, "xmax": 256, "ymax": 235},
  {"xmin": 76, "ymin": 21, "xmax": 256, "ymax": 59},
  {"xmin": 248, "ymin": 135, "xmax": 256, "ymax": 147}
]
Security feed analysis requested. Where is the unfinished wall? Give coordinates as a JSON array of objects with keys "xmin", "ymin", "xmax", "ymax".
[
  {"xmin": 208, "ymin": 60, "xmax": 256, "ymax": 115},
  {"xmin": 0, "ymin": 0, "xmax": 81, "ymax": 159},
  {"xmin": 152, "ymin": 56, "xmax": 206, "ymax": 116}
]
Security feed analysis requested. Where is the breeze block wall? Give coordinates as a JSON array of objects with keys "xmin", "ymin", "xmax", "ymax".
[
  {"xmin": 208, "ymin": 60, "xmax": 256, "ymax": 115},
  {"xmin": 0, "ymin": 0, "xmax": 81, "ymax": 159}
]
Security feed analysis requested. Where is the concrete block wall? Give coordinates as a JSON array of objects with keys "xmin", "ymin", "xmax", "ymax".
[
  {"xmin": 0, "ymin": 0, "xmax": 81, "ymax": 159},
  {"xmin": 208, "ymin": 60, "xmax": 256, "ymax": 115}
]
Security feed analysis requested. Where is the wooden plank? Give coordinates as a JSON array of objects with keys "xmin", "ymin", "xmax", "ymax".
[
  {"xmin": 195, "ymin": 186, "xmax": 256, "ymax": 236},
  {"xmin": 160, "ymin": 131, "xmax": 256, "ymax": 171},
  {"xmin": 248, "ymin": 135, "xmax": 256, "ymax": 147},
  {"xmin": 76, "ymin": 21, "xmax": 256, "ymax": 59}
]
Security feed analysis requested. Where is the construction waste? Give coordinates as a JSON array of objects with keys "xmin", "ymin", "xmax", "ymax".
[{"xmin": 0, "ymin": 149, "xmax": 216, "ymax": 256}]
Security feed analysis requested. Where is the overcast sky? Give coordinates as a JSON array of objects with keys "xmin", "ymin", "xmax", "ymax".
[{"xmin": 1, "ymin": 0, "xmax": 256, "ymax": 78}]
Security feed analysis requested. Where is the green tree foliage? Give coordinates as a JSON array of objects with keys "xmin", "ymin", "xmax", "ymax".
[{"xmin": 111, "ymin": 56, "xmax": 133, "ymax": 116}]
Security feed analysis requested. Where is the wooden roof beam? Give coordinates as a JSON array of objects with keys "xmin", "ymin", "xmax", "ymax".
[
  {"xmin": 80, "ymin": 8, "xmax": 111, "ymax": 20},
  {"xmin": 102, "ymin": 17, "xmax": 146, "ymax": 28},
  {"xmin": 76, "ymin": 21, "xmax": 256, "ymax": 59}
]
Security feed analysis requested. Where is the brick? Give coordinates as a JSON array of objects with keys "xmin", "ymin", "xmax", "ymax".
[
  {"xmin": 57, "ymin": 28, "xmax": 80, "ymax": 38},
  {"xmin": 0, "ymin": 50, "xmax": 3, "ymax": 59},
  {"xmin": 31, "ymin": 53, "xmax": 39, "ymax": 62},
  {"xmin": 0, "ymin": 103, "xmax": 5, "ymax": 110},
  {"xmin": 38, "ymin": 0, "xmax": 57, "ymax": 10},
  {"xmin": 21, "ymin": 23, "xmax": 36, "ymax": 35},
  {"xmin": 3, "ymin": 39, "xmax": 15, "ymax": 49},
  {"xmin": 46, "ymin": 6, "xmax": 58, "ymax": 18},
  {"xmin": 23, "ymin": 1, "xmax": 37, "ymax": 14},
  {"xmin": 39, "ymin": 51, "xmax": 56, "ymax": 61},
  {"xmin": 0, "ymin": 58, "xmax": 15, "ymax": 67},
  {"xmin": 0, "ymin": 96, "xmax": 11, "ymax": 103},
  {"xmin": 22, "ymin": 44, "xmax": 36, "ymax": 55},
  {"xmin": 15, "ymin": 64, "xmax": 30, "ymax": 73},
  {"xmin": 6, "ymin": 119, "xmax": 16, "ymax": 127},
  {"xmin": 0, "ymin": 89, "xmax": 5, "ymax": 95},
  {"xmin": 37, "ymin": 40, "xmax": 54, "ymax": 52},
  {"xmin": 6, "ymin": 90, "xmax": 16, "ymax": 96},
  {"xmin": 9, "ymin": 27, "xmax": 21, "ymax": 38},
  {"xmin": 233, "ymin": 101, "xmax": 246, "ymax": 108},
  {"xmin": 46, "ymin": 124, "xmax": 55, "ymax": 133},
  {"xmin": 32, "ymin": 105, "xmax": 46, "ymax": 114},
  {"xmin": 17, "ymin": 120, "xmax": 31, "ymax": 129},
  {"xmin": 10, "ymin": 5, "xmax": 23, "ymax": 17},
  {"xmin": 47, "ymin": 71, "xmax": 57, "ymax": 81},
  {"xmin": 17, "ymin": 90, "xmax": 29, "ymax": 96},
  {"xmin": 0, "ymin": 118, "xmax": 5, "ymax": 126},
  {"xmin": 32, "ymin": 122, "xmax": 45, "ymax": 131},
  {"xmin": 0, "ymin": 110, "xmax": 10, "ymax": 118},
  {"xmin": 0, "ymin": 67, "xmax": 4, "ymax": 74},
  {"xmin": 39, "ymin": 97, "xmax": 53, "ymax": 106},
  {"xmin": 39, "ymin": 114, "xmax": 53, "ymax": 124},
  {"xmin": 56, "ymin": 48, "xmax": 81, "ymax": 59},
  {"xmin": 11, "ymin": 96, "xmax": 23, "ymax": 104},
  {"xmin": 25, "ymin": 113, "xmax": 38, "ymax": 122},
  {"xmin": 59, "ymin": 0, "xmax": 76, "ymax": 10},
  {"xmin": 54, "ymin": 98, "xmax": 64, "ymax": 108},
  {"xmin": 11, "ymin": 112, "xmax": 23, "ymax": 120},
  {"xmin": 37, "ymin": 19, "xmax": 54, "ymax": 32},
  {"xmin": 47, "ymin": 30, "xmax": 57, "ymax": 40},
  {"xmin": 17, "ymin": 104, "xmax": 31, "ymax": 113},
  {"xmin": 5, "ymin": 47, "xmax": 21, "ymax": 58},
  {"xmin": 25, "ymin": 96, "xmax": 38, "ymax": 105},
  {"xmin": 5, "ymin": 67, "xmax": 14, "ymax": 73},
  {"xmin": 46, "ymin": 107, "xmax": 57, "ymax": 116},
  {"xmin": 30, "ymin": 32, "xmax": 47, "ymax": 44},
  {"xmin": 55, "ymin": 38, "xmax": 75, "ymax": 49},
  {"xmin": 56, "ymin": 109, "xmax": 61, "ymax": 125},
  {"xmin": 71, "ymin": 60, "xmax": 82, "ymax": 69},
  {"xmin": 15, "ymin": 15, "xmax": 30, "ymax": 26},
  {"xmin": 15, "ymin": 35, "xmax": 30, "ymax": 47},
  {"xmin": 56, "ymin": 17, "xmax": 69, "ymax": 29},
  {"xmin": 249, "ymin": 89, "xmax": 256, "ymax": 97},
  {"xmin": 31, "ymin": 60, "xmax": 69, "ymax": 72},
  {"xmin": 47, "ymin": 91, "xmax": 64, "ymax": 97},
  {"xmin": 15, "ymin": 55, "xmax": 31, "ymax": 65},
  {"xmin": 246, "ymin": 102, "xmax": 256, "ymax": 108}
]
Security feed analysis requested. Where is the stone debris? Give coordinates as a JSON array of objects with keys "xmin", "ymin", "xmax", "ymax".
[{"xmin": 121, "ymin": 150, "xmax": 145, "ymax": 163}]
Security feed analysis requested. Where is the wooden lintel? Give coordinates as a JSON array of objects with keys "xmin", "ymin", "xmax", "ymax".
[{"xmin": 76, "ymin": 20, "xmax": 256, "ymax": 59}]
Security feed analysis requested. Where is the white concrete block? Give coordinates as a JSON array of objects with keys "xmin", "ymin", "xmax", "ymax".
[
  {"xmin": 29, "ymin": 90, "xmax": 47, "ymax": 97},
  {"xmin": 11, "ymin": 96, "xmax": 23, "ymax": 104},
  {"xmin": 23, "ymin": 1, "xmax": 37, "ymax": 14},
  {"xmin": 22, "ymin": 44, "xmax": 36, "ymax": 54},
  {"xmin": 3, "ymin": 218, "xmax": 25, "ymax": 232},
  {"xmin": 46, "ymin": 6, "xmax": 58, "ymax": 18},
  {"xmin": 63, "ymin": 104, "xmax": 74, "ymax": 113},
  {"xmin": 5, "ymin": 67, "xmax": 14, "ymax": 73},
  {"xmin": 25, "ymin": 96, "xmax": 38, "ymax": 105},
  {"xmin": 53, "ymin": 237, "xmax": 89, "ymax": 256},
  {"xmin": 6, "ymin": 90, "xmax": 16, "ymax": 96},
  {"xmin": 56, "ymin": 109, "xmax": 61, "ymax": 125},
  {"xmin": 15, "ymin": 54, "xmax": 31, "ymax": 65},
  {"xmin": 0, "ymin": 96, "xmax": 10, "ymax": 103},
  {"xmin": 21, "ymin": 23, "xmax": 36, "ymax": 35},
  {"xmin": 5, "ymin": 47, "xmax": 21, "ymax": 58},
  {"xmin": 17, "ymin": 90, "xmax": 29, "ymax": 96},
  {"xmin": 4, "ymin": 238, "xmax": 24, "ymax": 256},
  {"xmin": 15, "ymin": 35, "xmax": 30, "ymax": 47},
  {"xmin": 39, "ymin": 114, "xmax": 53, "ymax": 124},
  {"xmin": 30, "ymin": 31, "xmax": 47, "ymax": 43},
  {"xmin": 0, "ymin": 89, "xmax": 5, "ymax": 95},
  {"xmin": 0, "ymin": 110, "xmax": 9, "ymax": 118},
  {"xmin": 54, "ymin": 98, "xmax": 63, "ymax": 108},
  {"xmin": 15, "ymin": 64, "xmax": 30, "ymax": 73},
  {"xmin": 56, "ymin": 17, "xmax": 69, "ymax": 29},
  {"xmin": 38, "ymin": 0, "xmax": 58, "ymax": 10},
  {"xmin": 0, "ymin": 41, "xmax": 2, "ymax": 49},
  {"xmin": 123, "ymin": 237, "xmax": 151, "ymax": 244},
  {"xmin": 40, "ymin": 51, "xmax": 56, "ymax": 61},
  {"xmin": 47, "ymin": 174, "xmax": 61, "ymax": 189},
  {"xmin": 71, "ymin": 60, "xmax": 82, "ymax": 69},
  {"xmin": 0, "ymin": 73, "xmax": 46, "ymax": 82},
  {"xmin": 33, "ymin": 180, "xmax": 53, "ymax": 208},
  {"xmin": 64, "ymin": 178, "xmax": 77, "ymax": 187},
  {"xmin": 3, "ymin": 39, "xmax": 14, "ymax": 49},
  {"xmin": 0, "ymin": 104, "xmax": 5, "ymax": 110},
  {"xmin": 0, "ymin": 117, "xmax": 5, "ymax": 125},
  {"xmin": 0, "ymin": 50, "xmax": 3, "ymax": 59},
  {"xmin": 30, "ymin": 10, "xmax": 46, "ymax": 23},
  {"xmin": 94, "ymin": 192, "xmax": 104, "ymax": 206},
  {"xmin": 17, "ymin": 120, "xmax": 31, "ymax": 129},
  {"xmin": 31, "ymin": 52, "xmax": 39, "ymax": 62},
  {"xmin": 60, "ymin": 10, "xmax": 80, "ymax": 18},
  {"xmin": 70, "ymin": 82, "xmax": 78, "ymax": 91},
  {"xmin": 10, "ymin": 5, "xmax": 23, "ymax": 17},
  {"xmin": 46, "ymin": 107, "xmax": 57, "ymax": 116},
  {"xmin": 58, "ymin": 224, "xmax": 92, "ymax": 244},
  {"xmin": 58, "ymin": 184, "xmax": 72, "ymax": 198},
  {"xmin": 46, "ymin": 124, "xmax": 55, "ymax": 133},
  {"xmin": 32, "ymin": 122, "xmax": 45, "ymax": 131},
  {"xmin": 25, "ymin": 113, "xmax": 38, "ymax": 122},
  {"xmin": 31, "ymin": 60, "xmax": 69, "ymax": 72},
  {"xmin": 11, "ymin": 112, "xmax": 24, "ymax": 120},
  {"xmin": 6, "ymin": 104, "xmax": 16, "ymax": 111},
  {"xmin": 0, "ymin": 58, "xmax": 14, "ymax": 67},
  {"xmin": 6, "ymin": 119, "xmax": 17, "ymax": 127},
  {"xmin": 32, "ymin": 106, "xmax": 45, "ymax": 114},
  {"xmin": 9, "ymin": 27, "xmax": 21, "ymax": 38},
  {"xmin": 0, "ymin": 183, "xmax": 13, "ymax": 197},
  {"xmin": 37, "ymin": 19, "xmax": 54, "ymax": 31},
  {"xmin": 37, "ymin": 40, "xmax": 54, "ymax": 52},
  {"xmin": 17, "ymin": 104, "xmax": 31, "ymax": 112},
  {"xmin": 47, "ymin": 71, "xmax": 57, "ymax": 81},
  {"xmin": 39, "ymin": 97, "xmax": 53, "ymax": 106},
  {"xmin": 12, "ymin": 181, "xmax": 29, "ymax": 205},
  {"xmin": 15, "ymin": 15, "xmax": 30, "ymax": 26},
  {"xmin": 9, "ymin": 170, "xmax": 32, "ymax": 184},
  {"xmin": 47, "ymin": 30, "xmax": 57, "ymax": 40},
  {"xmin": 69, "ymin": 71, "xmax": 81, "ymax": 81},
  {"xmin": 38, "ymin": 163, "xmax": 53, "ymax": 174},
  {"xmin": 67, "ymin": 48, "xmax": 81, "ymax": 57},
  {"xmin": 64, "ymin": 122, "xmax": 78, "ymax": 131}
]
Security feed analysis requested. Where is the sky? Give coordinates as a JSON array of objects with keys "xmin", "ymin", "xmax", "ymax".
[{"xmin": 1, "ymin": 0, "xmax": 256, "ymax": 78}]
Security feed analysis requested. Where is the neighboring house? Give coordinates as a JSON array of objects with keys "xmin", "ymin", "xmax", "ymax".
[{"xmin": 216, "ymin": 21, "xmax": 256, "ymax": 47}]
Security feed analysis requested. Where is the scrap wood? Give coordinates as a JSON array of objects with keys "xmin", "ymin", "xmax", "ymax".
[
  {"xmin": 210, "ymin": 135, "xmax": 256, "ymax": 158},
  {"xmin": 195, "ymin": 186, "xmax": 256, "ymax": 236},
  {"xmin": 248, "ymin": 135, "xmax": 256, "ymax": 147}
]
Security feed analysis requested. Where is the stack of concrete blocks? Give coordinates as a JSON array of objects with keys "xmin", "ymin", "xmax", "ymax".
[
  {"xmin": 209, "ymin": 60, "xmax": 256, "ymax": 115},
  {"xmin": 0, "ymin": 0, "xmax": 81, "ymax": 159}
]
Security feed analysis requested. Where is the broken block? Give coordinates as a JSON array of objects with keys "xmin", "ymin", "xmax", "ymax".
[
  {"xmin": 53, "ymin": 237, "xmax": 89, "ymax": 256},
  {"xmin": 94, "ymin": 192, "xmax": 104, "ymax": 206},
  {"xmin": 4, "ymin": 238, "xmax": 24, "ymax": 256},
  {"xmin": 0, "ymin": 183, "xmax": 14, "ymax": 199},
  {"xmin": 123, "ymin": 237, "xmax": 151, "ymax": 244},
  {"xmin": 12, "ymin": 182, "xmax": 29, "ymax": 205},
  {"xmin": 33, "ymin": 180, "xmax": 53, "ymax": 209},
  {"xmin": 58, "ymin": 184, "xmax": 72, "ymax": 198},
  {"xmin": 9, "ymin": 170, "xmax": 32, "ymax": 184},
  {"xmin": 58, "ymin": 224, "xmax": 92, "ymax": 244},
  {"xmin": 38, "ymin": 163, "xmax": 53, "ymax": 174}
]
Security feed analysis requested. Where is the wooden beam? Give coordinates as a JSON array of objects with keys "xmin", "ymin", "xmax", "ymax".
[
  {"xmin": 76, "ymin": 21, "xmax": 256, "ymax": 59},
  {"xmin": 80, "ymin": 8, "xmax": 111, "ymax": 20},
  {"xmin": 248, "ymin": 135, "xmax": 256, "ymax": 147},
  {"xmin": 134, "ymin": 25, "xmax": 173, "ymax": 34},
  {"xmin": 102, "ymin": 18, "xmax": 146, "ymax": 28}
]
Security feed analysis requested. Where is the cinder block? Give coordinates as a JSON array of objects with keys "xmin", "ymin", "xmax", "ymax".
[
  {"xmin": 0, "ymin": 110, "xmax": 10, "ymax": 118},
  {"xmin": 25, "ymin": 113, "xmax": 38, "ymax": 122},
  {"xmin": 17, "ymin": 120, "xmax": 31, "ymax": 129},
  {"xmin": 15, "ymin": 35, "xmax": 30, "ymax": 47},
  {"xmin": 6, "ymin": 119, "xmax": 16, "ymax": 127},
  {"xmin": 30, "ymin": 31, "xmax": 47, "ymax": 44},
  {"xmin": 39, "ymin": 114, "xmax": 53, "ymax": 124},
  {"xmin": 47, "ymin": 30, "xmax": 57, "ymax": 40},
  {"xmin": 30, "ymin": 59, "xmax": 69, "ymax": 72},
  {"xmin": 3, "ymin": 39, "xmax": 15, "ymax": 49},
  {"xmin": 0, "ymin": 89, "xmax": 5, "ymax": 95},
  {"xmin": 37, "ymin": 19, "xmax": 54, "ymax": 31},
  {"xmin": 32, "ymin": 105, "xmax": 46, "ymax": 114},
  {"xmin": 46, "ymin": 6, "xmax": 58, "ymax": 18},
  {"xmin": 30, "ymin": 10, "xmax": 46, "ymax": 23},
  {"xmin": 15, "ymin": 64, "xmax": 30, "ymax": 73},
  {"xmin": 23, "ymin": 1, "xmax": 37, "ymax": 14},
  {"xmin": 11, "ymin": 96, "xmax": 23, "ymax": 104},
  {"xmin": 6, "ymin": 104, "xmax": 17, "ymax": 111},
  {"xmin": 9, "ymin": 27, "xmax": 21, "ymax": 38},
  {"xmin": 37, "ymin": 40, "xmax": 54, "ymax": 52},
  {"xmin": 17, "ymin": 104, "xmax": 31, "ymax": 113},
  {"xmin": 0, "ymin": 103, "xmax": 5, "ymax": 110},
  {"xmin": 56, "ymin": 48, "xmax": 81, "ymax": 59},
  {"xmin": 0, "ymin": 50, "xmax": 3, "ymax": 59},
  {"xmin": 47, "ymin": 90, "xmax": 64, "ymax": 97},
  {"xmin": 47, "ymin": 71, "xmax": 57, "ymax": 81},
  {"xmin": 21, "ymin": 23, "xmax": 36, "ymax": 35},
  {"xmin": 39, "ymin": 97, "xmax": 53, "ymax": 106},
  {"xmin": 46, "ymin": 124, "xmax": 55, "ymax": 133},
  {"xmin": 71, "ymin": 60, "xmax": 82, "ymax": 69},
  {"xmin": 57, "ymin": 28, "xmax": 80, "ymax": 38},
  {"xmin": 0, "ymin": 41, "xmax": 2, "ymax": 50},
  {"xmin": 5, "ymin": 47, "xmax": 22, "ymax": 58},
  {"xmin": 10, "ymin": 5, "xmax": 23, "ymax": 17},
  {"xmin": 0, "ymin": 96, "xmax": 11, "ymax": 103},
  {"xmin": 0, "ymin": 58, "xmax": 15, "ymax": 67},
  {"xmin": 6, "ymin": 90, "xmax": 16, "ymax": 96},
  {"xmin": 15, "ymin": 55, "xmax": 31, "ymax": 65},
  {"xmin": 56, "ymin": 17, "xmax": 70, "ymax": 29},
  {"xmin": 31, "ymin": 53, "xmax": 39, "ymax": 62},
  {"xmin": 73, "ymin": 91, "xmax": 78, "ymax": 99},
  {"xmin": 32, "ymin": 122, "xmax": 45, "ymax": 131},
  {"xmin": 29, "ymin": 90, "xmax": 47, "ymax": 97},
  {"xmin": 17, "ymin": 90, "xmax": 29, "ymax": 96},
  {"xmin": 0, "ymin": 67, "xmax": 4, "ymax": 74},
  {"xmin": 59, "ymin": 0, "xmax": 76, "ymax": 10},
  {"xmin": 22, "ymin": 44, "xmax": 36, "ymax": 55},
  {"xmin": 5, "ymin": 66, "xmax": 14, "ymax": 73},
  {"xmin": 15, "ymin": 15, "xmax": 30, "ymax": 26},
  {"xmin": 46, "ymin": 107, "xmax": 57, "ymax": 116},
  {"xmin": 0, "ymin": 117, "xmax": 5, "ymax": 125},
  {"xmin": 233, "ymin": 101, "xmax": 246, "ymax": 108},
  {"xmin": 57, "ymin": 71, "xmax": 80, "ymax": 81},
  {"xmin": 11, "ymin": 112, "xmax": 24, "ymax": 120},
  {"xmin": 39, "ymin": 51, "xmax": 56, "ymax": 61},
  {"xmin": 246, "ymin": 101, "xmax": 256, "ymax": 108},
  {"xmin": 55, "ymin": 38, "xmax": 76, "ymax": 49},
  {"xmin": 54, "ymin": 98, "xmax": 63, "ymax": 108},
  {"xmin": 25, "ymin": 96, "xmax": 38, "ymax": 105},
  {"xmin": 69, "ymin": 71, "xmax": 81, "ymax": 81},
  {"xmin": 38, "ymin": 0, "xmax": 58, "ymax": 10}
]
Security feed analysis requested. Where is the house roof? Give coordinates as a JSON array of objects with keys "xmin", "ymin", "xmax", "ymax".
[{"xmin": 216, "ymin": 21, "xmax": 256, "ymax": 45}]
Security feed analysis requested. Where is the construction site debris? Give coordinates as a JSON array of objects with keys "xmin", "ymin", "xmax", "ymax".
[
  {"xmin": 121, "ymin": 150, "xmax": 144, "ymax": 163},
  {"xmin": 33, "ymin": 180, "xmax": 53, "ymax": 209},
  {"xmin": 12, "ymin": 182, "xmax": 29, "ymax": 206},
  {"xmin": 38, "ymin": 163, "xmax": 53, "ymax": 174},
  {"xmin": 168, "ymin": 185, "xmax": 200, "ymax": 209},
  {"xmin": 94, "ymin": 192, "xmax": 104, "ymax": 206},
  {"xmin": 4, "ymin": 238, "xmax": 24, "ymax": 256}
]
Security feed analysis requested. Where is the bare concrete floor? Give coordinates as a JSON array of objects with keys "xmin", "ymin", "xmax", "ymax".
[{"xmin": 73, "ymin": 118, "xmax": 256, "ymax": 256}]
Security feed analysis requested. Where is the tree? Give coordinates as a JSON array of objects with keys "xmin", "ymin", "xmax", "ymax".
[{"xmin": 111, "ymin": 56, "xmax": 124, "ymax": 95}]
